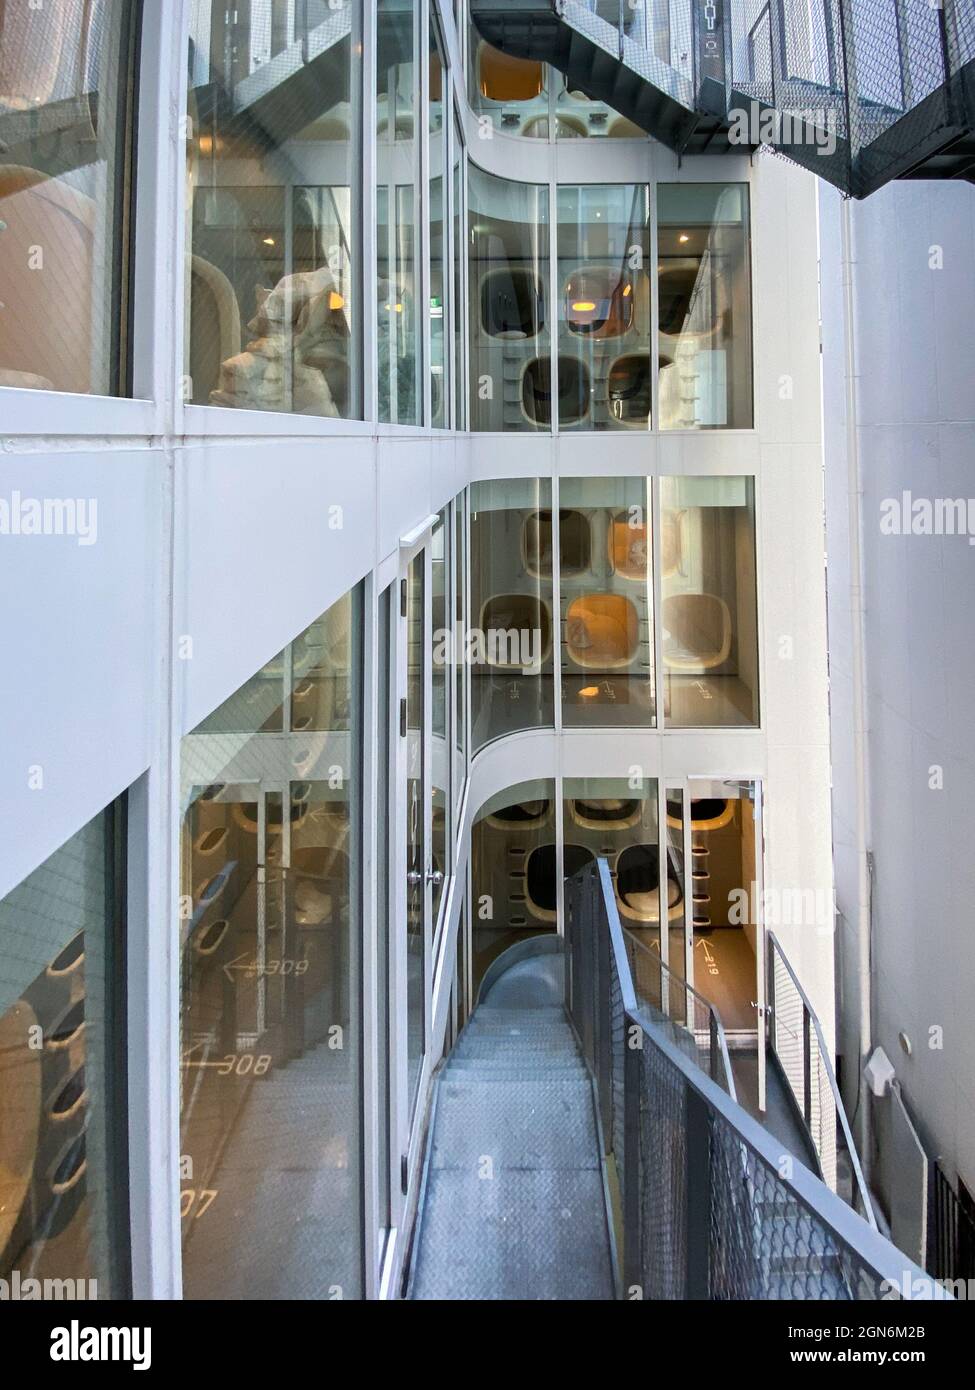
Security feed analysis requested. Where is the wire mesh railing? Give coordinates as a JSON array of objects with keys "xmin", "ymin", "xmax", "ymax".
[
  {"xmin": 624, "ymin": 923, "xmax": 737, "ymax": 1098},
  {"xmin": 565, "ymin": 857, "xmax": 945, "ymax": 1299},
  {"xmin": 766, "ymin": 930, "xmax": 875, "ymax": 1227}
]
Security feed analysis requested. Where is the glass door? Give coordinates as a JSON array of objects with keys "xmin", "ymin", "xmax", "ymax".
[{"xmin": 681, "ymin": 777, "xmax": 765, "ymax": 1108}]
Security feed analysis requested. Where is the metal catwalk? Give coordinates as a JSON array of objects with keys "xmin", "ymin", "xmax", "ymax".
[{"xmin": 407, "ymin": 951, "xmax": 617, "ymax": 1300}]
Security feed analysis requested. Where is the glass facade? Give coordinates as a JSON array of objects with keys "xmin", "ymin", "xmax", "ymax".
[
  {"xmin": 185, "ymin": 2, "xmax": 362, "ymax": 417},
  {"xmin": 377, "ymin": 0, "xmax": 421, "ymax": 423},
  {"xmin": 431, "ymin": 509, "xmax": 450, "ymax": 929},
  {"xmin": 657, "ymin": 184, "xmax": 753, "ymax": 430},
  {"xmin": 660, "ymin": 476, "xmax": 759, "ymax": 727},
  {"xmin": 404, "ymin": 550, "xmax": 426, "ymax": 1104},
  {"xmin": 557, "ymin": 185, "xmax": 652, "ymax": 431},
  {"xmin": 0, "ymin": 801, "xmax": 128, "ymax": 1298},
  {"xmin": 0, "ymin": 0, "xmax": 138, "ymax": 395},
  {"xmin": 563, "ymin": 776, "xmax": 661, "ymax": 949},
  {"xmin": 560, "ymin": 477, "xmax": 655, "ymax": 727},
  {"xmin": 0, "ymin": 1, "xmax": 783, "ymax": 1304},
  {"xmin": 429, "ymin": 12, "xmax": 447, "ymax": 426},
  {"xmin": 468, "ymin": 37, "xmax": 644, "ymax": 140},
  {"xmin": 468, "ymin": 167, "xmax": 550, "ymax": 432},
  {"xmin": 471, "ymin": 781, "xmax": 556, "ymax": 995},
  {"xmin": 179, "ymin": 587, "xmax": 364, "ymax": 1299},
  {"xmin": 470, "ymin": 478, "xmax": 556, "ymax": 749}
]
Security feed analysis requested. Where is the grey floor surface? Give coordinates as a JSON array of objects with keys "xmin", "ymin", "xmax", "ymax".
[{"xmin": 408, "ymin": 954, "xmax": 616, "ymax": 1300}]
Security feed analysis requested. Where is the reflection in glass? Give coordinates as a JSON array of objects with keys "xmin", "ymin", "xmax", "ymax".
[
  {"xmin": 431, "ymin": 511, "xmax": 449, "ymax": 927},
  {"xmin": 405, "ymin": 552, "xmax": 425, "ymax": 1102},
  {"xmin": 471, "ymin": 782, "xmax": 556, "ymax": 995},
  {"xmin": 469, "ymin": 35, "xmax": 629, "ymax": 140},
  {"xmin": 452, "ymin": 111, "xmax": 465, "ymax": 429},
  {"xmin": 469, "ymin": 167, "xmax": 549, "ymax": 431},
  {"xmin": 377, "ymin": 585, "xmax": 392, "ymax": 1238},
  {"xmin": 559, "ymin": 478, "xmax": 655, "ymax": 727},
  {"xmin": 429, "ymin": 14, "xmax": 447, "ymax": 426},
  {"xmin": 377, "ymin": 0, "xmax": 420, "ymax": 423},
  {"xmin": 657, "ymin": 184, "xmax": 753, "ymax": 429},
  {"xmin": 470, "ymin": 479, "xmax": 555, "ymax": 749},
  {"xmin": 557, "ymin": 186, "xmax": 651, "ymax": 430},
  {"xmin": 661, "ymin": 476, "xmax": 759, "ymax": 727},
  {"xmin": 0, "ymin": 804, "xmax": 127, "ymax": 1296},
  {"xmin": 0, "ymin": 1, "xmax": 137, "ymax": 394},
  {"xmin": 186, "ymin": 2, "xmax": 361, "ymax": 417},
  {"xmin": 179, "ymin": 586, "xmax": 363, "ymax": 1298},
  {"xmin": 453, "ymin": 492, "xmax": 467, "ymax": 806}
]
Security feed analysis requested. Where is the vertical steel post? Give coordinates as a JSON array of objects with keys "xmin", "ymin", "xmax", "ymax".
[
  {"xmin": 685, "ymin": 1082, "xmax": 713, "ymax": 1299},
  {"xmin": 803, "ymin": 1005, "xmax": 813, "ymax": 1130},
  {"xmin": 623, "ymin": 1030, "xmax": 643, "ymax": 1296}
]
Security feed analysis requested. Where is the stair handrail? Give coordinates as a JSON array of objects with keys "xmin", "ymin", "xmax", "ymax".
[
  {"xmin": 617, "ymin": 905, "xmax": 738, "ymax": 1100},
  {"xmin": 570, "ymin": 857, "xmax": 947, "ymax": 1299},
  {"xmin": 766, "ymin": 928, "xmax": 877, "ymax": 1229}
]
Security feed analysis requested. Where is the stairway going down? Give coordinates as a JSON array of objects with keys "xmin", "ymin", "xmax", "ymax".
[{"xmin": 407, "ymin": 948, "xmax": 617, "ymax": 1300}]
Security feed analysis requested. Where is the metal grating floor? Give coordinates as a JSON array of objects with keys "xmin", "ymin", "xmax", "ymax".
[{"xmin": 408, "ymin": 954, "xmax": 616, "ymax": 1300}]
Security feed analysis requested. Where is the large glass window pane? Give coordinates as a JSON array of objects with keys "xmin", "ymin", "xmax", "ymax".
[
  {"xmin": 186, "ymin": 3, "xmax": 361, "ymax": 418},
  {"xmin": 559, "ymin": 477, "xmax": 655, "ymax": 727},
  {"xmin": 0, "ymin": 1, "xmax": 137, "ymax": 395},
  {"xmin": 661, "ymin": 476, "xmax": 759, "ymax": 727},
  {"xmin": 451, "ymin": 110, "xmax": 465, "ymax": 429},
  {"xmin": 470, "ymin": 478, "xmax": 555, "ymax": 749},
  {"xmin": 376, "ymin": 585, "xmax": 393, "ymax": 1241},
  {"xmin": 469, "ymin": 36, "xmax": 629, "ymax": 139},
  {"xmin": 471, "ymin": 781, "xmax": 556, "ymax": 996},
  {"xmin": 557, "ymin": 186, "xmax": 651, "ymax": 431},
  {"xmin": 453, "ymin": 491, "xmax": 467, "ymax": 804},
  {"xmin": 685, "ymin": 780, "xmax": 760, "ymax": 1037},
  {"xmin": 429, "ymin": 12, "xmax": 447, "ymax": 427},
  {"xmin": 0, "ymin": 802, "xmax": 127, "ymax": 1297},
  {"xmin": 657, "ymin": 184, "xmax": 753, "ymax": 429},
  {"xmin": 377, "ymin": 0, "xmax": 421, "ymax": 424},
  {"xmin": 405, "ymin": 552, "xmax": 425, "ymax": 1103},
  {"xmin": 179, "ymin": 586, "xmax": 364, "ymax": 1299},
  {"xmin": 563, "ymin": 776, "xmax": 664, "ymax": 994},
  {"xmin": 469, "ymin": 35, "xmax": 548, "ymax": 138},
  {"xmin": 431, "ymin": 510, "xmax": 450, "ymax": 929},
  {"xmin": 468, "ymin": 167, "xmax": 550, "ymax": 432}
]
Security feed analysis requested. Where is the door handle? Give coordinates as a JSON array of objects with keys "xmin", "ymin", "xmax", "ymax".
[
  {"xmin": 407, "ymin": 869, "xmax": 423, "ymax": 886},
  {"xmin": 427, "ymin": 869, "xmax": 444, "ymax": 887}
]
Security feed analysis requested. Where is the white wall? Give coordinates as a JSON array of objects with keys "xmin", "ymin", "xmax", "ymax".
[{"xmin": 822, "ymin": 178, "xmax": 975, "ymax": 1204}]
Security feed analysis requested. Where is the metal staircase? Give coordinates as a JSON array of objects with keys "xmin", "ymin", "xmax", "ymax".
[
  {"xmin": 405, "ymin": 862, "xmax": 947, "ymax": 1300},
  {"xmin": 470, "ymin": 0, "xmax": 975, "ymax": 197}
]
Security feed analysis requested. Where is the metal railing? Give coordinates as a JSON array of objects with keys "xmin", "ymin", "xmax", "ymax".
[
  {"xmin": 766, "ymin": 929, "xmax": 876, "ymax": 1227},
  {"xmin": 546, "ymin": 0, "xmax": 975, "ymax": 193},
  {"xmin": 565, "ymin": 857, "xmax": 947, "ymax": 1299}
]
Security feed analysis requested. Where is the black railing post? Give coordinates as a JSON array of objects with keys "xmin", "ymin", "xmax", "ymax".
[
  {"xmin": 685, "ymin": 1081, "xmax": 713, "ymax": 1299},
  {"xmin": 802, "ymin": 1005, "xmax": 813, "ymax": 1129},
  {"xmin": 596, "ymin": 887, "xmax": 613, "ymax": 1139},
  {"xmin": 623, "ymin": 1029, "xmax": 643, "ymax": 1296}
]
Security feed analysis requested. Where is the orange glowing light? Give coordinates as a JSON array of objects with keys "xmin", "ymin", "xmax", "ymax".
[{"xmin": 329, "ymin": 291, "xmax": 345, "ymax": 311}]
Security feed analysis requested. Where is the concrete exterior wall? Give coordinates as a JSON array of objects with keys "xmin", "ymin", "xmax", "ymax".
[{"xmin": 821, "ymin": 178, "xmax": 975, "ymax": 1216}]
